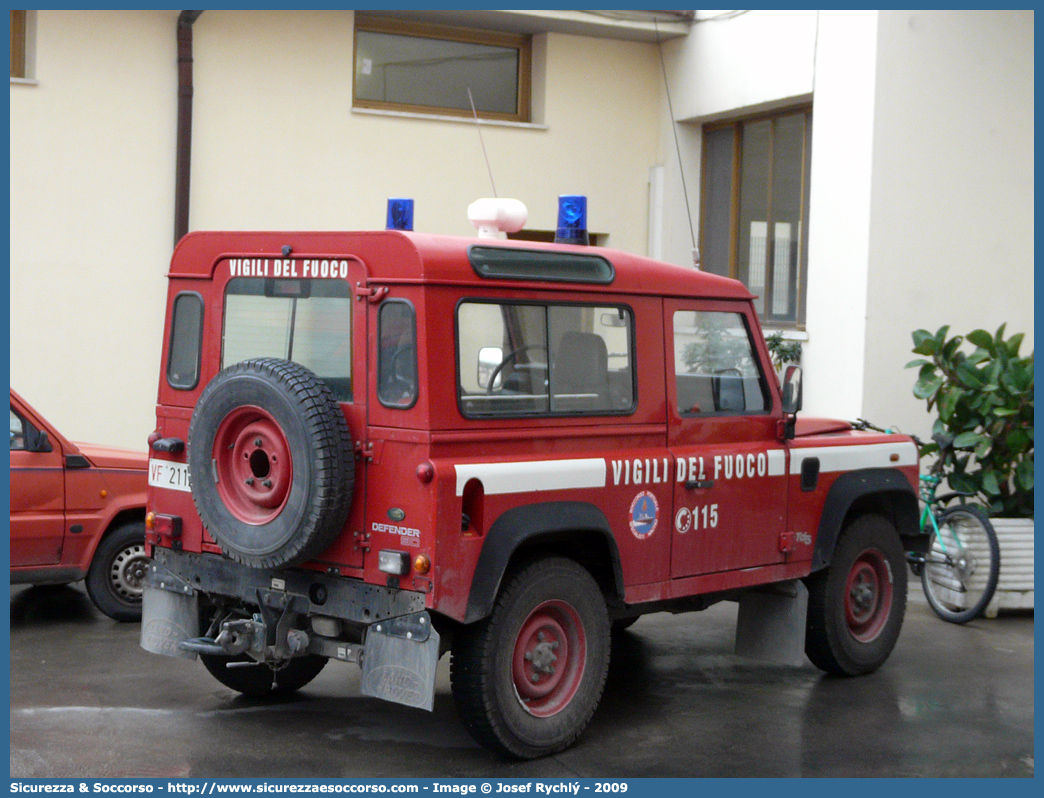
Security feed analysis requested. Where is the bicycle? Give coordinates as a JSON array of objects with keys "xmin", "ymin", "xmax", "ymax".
[{"xmin": 853, "ymin": 419, "xmax": 1001, "ymax": 623}]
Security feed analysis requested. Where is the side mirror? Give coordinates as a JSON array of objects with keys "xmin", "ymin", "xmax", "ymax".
[
  {"xmin": 782, "ymin": 365, "xmax": 803, "ymax": 414},
  {"xmin": 26, "ymin": 428, "xmax": 53, "ymax": 453},
  {"xmin": 477, "ymin": 346, "xmax": 504, "ymax": 390}
]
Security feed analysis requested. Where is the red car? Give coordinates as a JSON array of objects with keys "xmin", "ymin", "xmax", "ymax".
[{"xmin": 10, "ymin": 389, "xmax": 148, "ymax": 621}]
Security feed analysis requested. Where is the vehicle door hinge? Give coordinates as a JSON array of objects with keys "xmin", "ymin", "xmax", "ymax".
[
  {"xmin": 355, "ymin": 283, "xmax": 388, "ymax": 304},
  {"xmin": 355, "ymin": 440, "xmax": 383, "ymax": 464},
  {"xmin": 778, "ymin": 532, "xmax": 796, "ymax": 557},
  {"xmin": 353, "ymin": 530, "xmax": 372, "ymax": 553}
]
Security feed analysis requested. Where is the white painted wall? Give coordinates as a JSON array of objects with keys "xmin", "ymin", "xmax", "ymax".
[
  {"xmin": 10, "ymin": 10, "xmax": 664, "ymax": 449},
  {"xmin": 10, "ymin": 10, "xmax": 178, "ymax": 450},
  {"xmin": 659, "ymin": 10, "xmax": 880, "ymax": 418},
  {"xmin": 800, "ymin": 11, "xmax": 880, "ymax": 419},
  {"xmin": 862, "ymin": 10, "xmax": 1035, "ymax": 439},
  {"xmin": 190, "ymin": 11, "xmax": 662, "ymax": 250},
  {"xmin": 657, "ymin": 9, "xmax": 1033, "ymax": 431},
  {"xmin": 657, "ymin": 10, "xmax": 818, "ymax": 272},
  {"xmin": 671, "ymin": 9, "xmax": 816, "ymax": 122}
]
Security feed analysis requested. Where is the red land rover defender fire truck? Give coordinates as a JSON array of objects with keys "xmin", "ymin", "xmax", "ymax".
[{"xmin": 141, "ymin": 197, "xmax": 924, "ymax": 758}]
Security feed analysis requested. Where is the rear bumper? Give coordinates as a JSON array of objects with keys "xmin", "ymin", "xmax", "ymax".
[
  {"xmin": 140, "ymin": 546, "xmax": 440, "ymax": 711},
  {"xmin": 145, "ymin": 546, "xmax": 425, "ymax": 625}
]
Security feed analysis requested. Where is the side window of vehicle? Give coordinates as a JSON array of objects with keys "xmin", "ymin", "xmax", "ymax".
[
  {"xmin": 10, "ymin": 407, "xmax": 26, "ymax": 450},
  {"xmin": 457, "ymin": 301, "xmax": 635, "ymax": 417},
  {"xmin": 672, "ymin": 310, "xmax": 769, "ymax": 415},
  {"xmin": 167, "ymin": 292, "xmax": 204, "ymax": 390},
  {"xmin": 377, "ymin": 300, "xmax": 418, "ymax": 408}
]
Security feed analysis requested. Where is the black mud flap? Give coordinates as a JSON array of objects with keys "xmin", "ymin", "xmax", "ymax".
[{"xmin": 360, "ymin": 611, "xmax": 440, "ymax": 711}]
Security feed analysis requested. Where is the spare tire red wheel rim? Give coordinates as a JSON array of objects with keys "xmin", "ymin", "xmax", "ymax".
[
  {"xmin": 212, "ymin": 405, "xmax": 294, "ymax": 525},
  {"xmin": 511, "ymin": 599, "xmax": 586, "ymax": 718},
  {"xmin": 845, "ymin": 548, "xmax": 892, "ymax": 642}
]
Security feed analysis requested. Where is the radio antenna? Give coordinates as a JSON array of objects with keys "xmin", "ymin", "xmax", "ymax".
[{"xmin": 467, "ymin": 87, "xmax": 498, "ymax": 198}]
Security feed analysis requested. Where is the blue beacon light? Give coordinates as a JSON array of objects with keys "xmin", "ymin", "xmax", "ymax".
[
  {"xmin": 386, "ymin": 198, "xmax": 414, "ymax": 231},
  {"xmin": 554, "ymin": 194, "xmax": 589, "ymax": 246}
]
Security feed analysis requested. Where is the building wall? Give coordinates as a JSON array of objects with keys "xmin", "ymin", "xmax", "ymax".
[
  {"xmin": 661, "ymin": 10, "xmax": 879, "ymax": 417},
  {"xmin": 862, "ymin": 9, "xmax": 1035, "ymax": 439},
  {"xmin": 190, "ymin": 11, "xmax": 662, "ymax": 246},
  {"xmin": 800, "ymin": 11, "xmax": 880, "ymax": 419},
  {"xmin": 657, "ymin": 10, "xmax": 817, "ymax": 274},
  {"xmin": 659, "ymin": 9, "xmax": 1033, "ymax": 429},
  {"xmin": 10, "ymin": 10, "xmax": 178, "ymax": 449},
  {"xmin": 11, "ymin": 10, "xmax": 664, "ymax": 449}
]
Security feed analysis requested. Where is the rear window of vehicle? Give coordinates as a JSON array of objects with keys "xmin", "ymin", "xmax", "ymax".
[
  {"xmin": 222, "ymin": 278, "xmax": 353, "ymax": 402},
  {"xmin": 167, "ymin": 292, "xmax": 204, "ymax": 390}
]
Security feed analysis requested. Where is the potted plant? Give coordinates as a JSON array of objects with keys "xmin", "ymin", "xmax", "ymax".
[
  {"xmin": 764, "ymin": 331, "xmax": 802, "ymax": 379},
  {"xmin": 908, "ymin": 324, "xmax": 1034, "ymax": 613}
]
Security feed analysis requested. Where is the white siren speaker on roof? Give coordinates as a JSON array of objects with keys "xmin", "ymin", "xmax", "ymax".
[{"xmin": 467, "ymin": 198, "xmax": 528, "ymax": 239}]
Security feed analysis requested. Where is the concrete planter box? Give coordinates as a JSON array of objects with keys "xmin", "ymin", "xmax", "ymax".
[{"xmin": 985, "ymin": 517, "xmax": 1034, "ymax": 617}]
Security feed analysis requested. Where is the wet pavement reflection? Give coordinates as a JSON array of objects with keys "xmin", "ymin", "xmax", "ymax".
[{"xmin": 9, "ymin": 583, "xmax": 1033, "ymax": 778}]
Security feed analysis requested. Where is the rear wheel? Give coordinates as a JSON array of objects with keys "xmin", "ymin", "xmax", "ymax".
[
  {"xmin": 85, "ymin": 522, "xmax": 147, "ymax": 622},
  {"xmin": 922, "ymin": 505, "xmax": 1000, "ymax": 624},
  {"xmin": 451, "ymin": 557, "xmax": 610, "ymax": 759},
  {"xmin": 200, "ymin": 652, "xmax": 327, "ymax": 697},
  {"xmin": 805, "ymin": 514, "xmax": 907, "ymax": 676}
]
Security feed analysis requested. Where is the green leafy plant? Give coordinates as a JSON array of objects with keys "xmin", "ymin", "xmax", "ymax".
[
  {"xmin": 908, "ymin": 324, "xmax": 1034, "ymax": 517},
  {"xmin": 765, "ymin": 332, "xmax": 802, "ymax": 372}
]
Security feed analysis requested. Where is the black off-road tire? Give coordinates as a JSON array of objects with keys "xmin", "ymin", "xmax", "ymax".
[
  {"xmin": 805, "ymin": 514, "xmax": 908, "ymax": 676},
  {"xmin": 84, "ymin": 522, "xmax": 148, "ymax": 622},
  {"xmin": 200, "ymin": 653, "xmax": 328, "ymax": 697},
  {"xmin": 611, "ymin": 616, "xmax": 638, "ymax": 633},
  {"xmin": 187, "ymin": 358, "xmax": 354, "ymax": 569},
  {"xmin": 450, "ymin": 557, "xmax": 611, "ymax": 759}
]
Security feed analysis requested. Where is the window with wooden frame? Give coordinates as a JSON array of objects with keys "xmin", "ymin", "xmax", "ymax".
[
  {"xmin": 700, "ymin": 107, "xmax": 812, "ymax": 327},
  {"xmin": 10, "ymin": 10, "xmax": 27, "ymax": 79},
  {"xmin": 353, "ymin": 15, "xmax": 531, "ymax": 123}
]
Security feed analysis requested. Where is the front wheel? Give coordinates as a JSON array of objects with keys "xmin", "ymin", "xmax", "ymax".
[
  {"xmin": 450, "ymin": 557, "xmax": 610, "ymax": 759},
  {"xmin": 921, "ymin": 505, "xmax": 1000, "ymax": 624},
  {"xmin": 805, "ymin": 514, "xmax": 907, "ymax": 676}
]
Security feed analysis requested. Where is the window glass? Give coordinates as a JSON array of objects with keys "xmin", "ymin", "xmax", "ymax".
[
  {"xmin": 223, "ymin": 278, "xmax": 353, "ymax": 402},
  {"xmin": 458, "ymin": 301, "xmax": 634, "ymax": 417},
  {"xmin": 701, "ymin": 126, "xmax": 734, "ymax": 279},
  {"xmin": 354, "ymin": 17, "xmax": 529, "ymax": 121},
  {"xmin": 378, "ymin": 301, "xmax": 418, "ymax": 408},
  {"xmin": 673, "ymin": 311, "xmax": 768, "ymax": 415},
  {"xmin": 10, "ymin": 408, "xmax": 26, "ymax": 450},
  {"xmin": 700, "ymin": 108, "xmax": 811, "ymax": 326},
  {"xmin": 167, "ymin": 293, "xmax": 203, "ymax": 390}
]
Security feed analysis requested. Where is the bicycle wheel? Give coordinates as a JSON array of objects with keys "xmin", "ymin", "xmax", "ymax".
[{"xmin": 921, "ymin": 505, "xmax": 1000, "ymax": 623}]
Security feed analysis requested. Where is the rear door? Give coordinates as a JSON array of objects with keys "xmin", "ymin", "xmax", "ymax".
[
  {"xmin": 218, "ymin": 258, "xmax": 370, "ymax": 572},
  {"xmin": 664, "ymin": 299, "xmax": 788, "ymax": 578}
]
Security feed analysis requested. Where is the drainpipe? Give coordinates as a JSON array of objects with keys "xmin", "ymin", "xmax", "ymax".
[{"xmin": 175, "ymin": 10, "xmax": 203, "ymax": 247}]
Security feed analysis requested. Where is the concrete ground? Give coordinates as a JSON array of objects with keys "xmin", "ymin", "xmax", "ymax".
[{"xmin": 9, "ymin": 582, "xmax": 1033, "ymax": 779}]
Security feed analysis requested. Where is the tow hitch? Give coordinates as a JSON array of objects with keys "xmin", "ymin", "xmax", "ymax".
[{"xmin": 181, "ymin": 601, "xmax": 310, "ymax": 663}]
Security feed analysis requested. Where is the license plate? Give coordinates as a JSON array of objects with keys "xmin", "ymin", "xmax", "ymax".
[{"xmin": 148, "ymin": 459, "xmax": 191, "ymax": 492}]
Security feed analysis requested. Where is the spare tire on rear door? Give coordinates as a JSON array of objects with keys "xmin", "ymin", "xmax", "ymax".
[{"xmin": 187, "ymin": 358, "xmax": 355, "ymax": 569}]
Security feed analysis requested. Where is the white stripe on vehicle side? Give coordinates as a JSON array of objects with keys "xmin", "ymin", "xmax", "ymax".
[
  {"xmin": 767, "ymin": 449, "xmax": 786, "ymax": 477},
  {"xmin": 455, "ymin": 458, "xmax": 607, "ymax": 497},
  {"xmin": 789, "ymin": 441, "xmax": 918, "ymax": 475}
]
